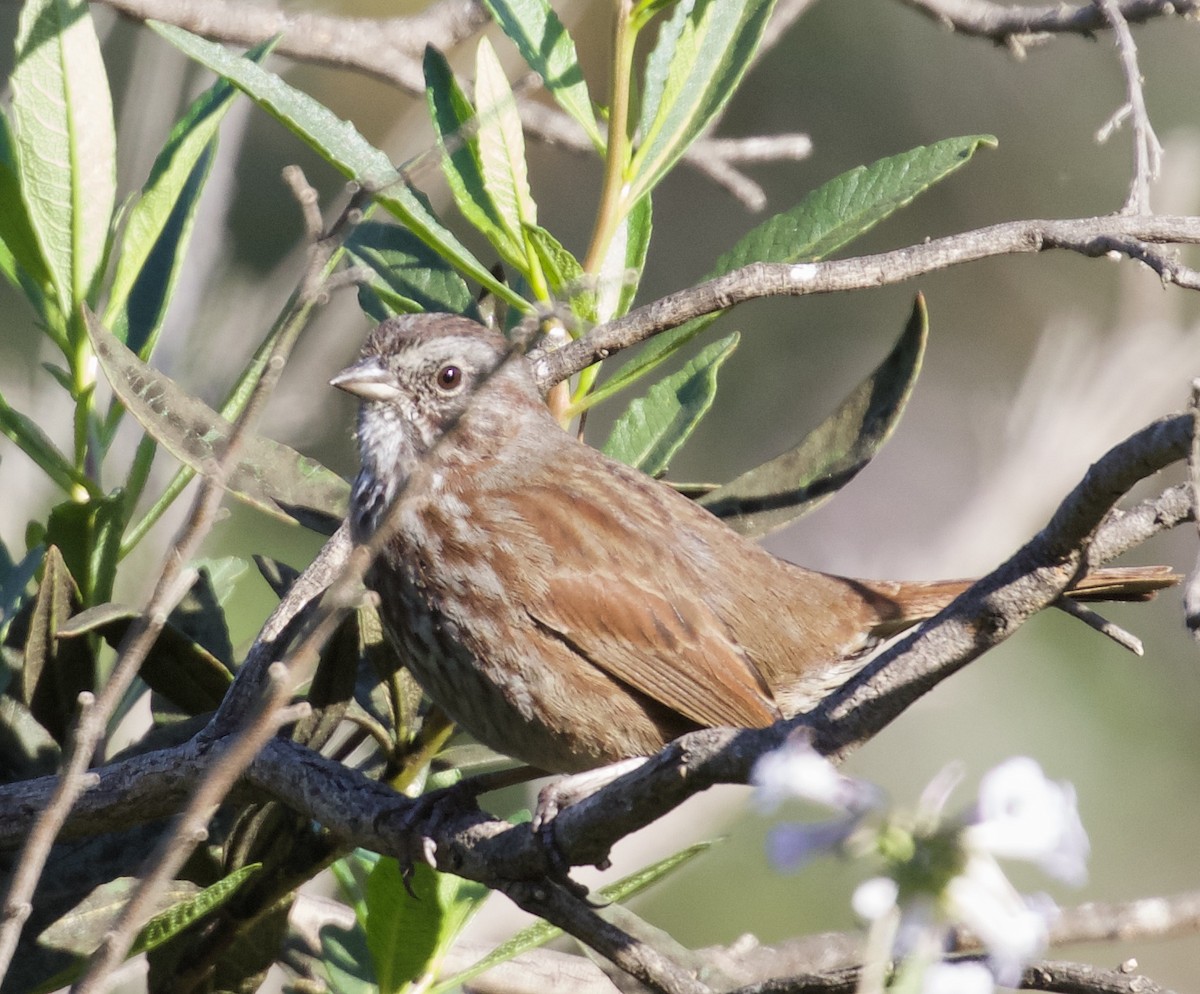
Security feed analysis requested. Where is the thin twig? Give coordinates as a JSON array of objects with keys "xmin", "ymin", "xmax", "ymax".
[
  {"xmin": 529, "ymin": 214, "xmax": 1200, "ymax": 389},
  {"xmin": 898, "ymin": 0, "xmax": 1197, "ymax": 56},
  {"xmin": 1186, "ymin": 381, "xmax": 1200, "ymax": 635},
  {"xmin": 1052, "ymin": 598, "xmax": 1144, "ymax": 654},
  {"xmin": 1093, "ymin": 0, "xmax": 1164, "ymax": 213}
]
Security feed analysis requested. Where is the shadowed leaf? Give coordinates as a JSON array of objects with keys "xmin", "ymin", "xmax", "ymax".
[
  {"xmin": 45, "ymin": 491, "xmax": 127, "ymax": 606},
  {"xmin": 697, "ymin": 294, "xmax": 928, "ymax": 535},
  {"xmin": 346, "ymin": 220, "xmax": 476, "ymax": 318},
  {"xmin": 16, "ymin": 547, "xmax": 92, "ymax": 743},
  {"xmin": 59, "ymin": 598, "xmax": 233, "ymax": 716},
  {"xmin": 86, "ymin": 310, "xmax": 349, "ymax": 527},
  {"xmin": 104, "ymin": 40, "xmax": 276, "ymax": 357}
]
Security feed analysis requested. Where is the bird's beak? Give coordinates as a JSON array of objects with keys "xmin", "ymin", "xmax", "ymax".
[{"xmin": 330, "ymin": 357, "xmax": 401, "ymax": 402}]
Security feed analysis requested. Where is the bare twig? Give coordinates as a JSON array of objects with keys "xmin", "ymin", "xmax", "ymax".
[
  {"xmin": 1052, "ymin": 597, "xmax": 1144, "ymax": 653},
  {"xmin": 897, "ymin": 0, "xmax": 1198, "ymax": 56},
  {"xmin": 1022, "ymin": 959, "xmax": 1175, "ymax": 994},
  {"xmin": 93, "ymin": 0, "xmax": 815, "ymax": 209},
  {"xmin": 1186, "ymin": 382, "xmax": 1200, "ymax": 634},
  {"xmin": 529, "ymin": 214, "xmax": 1200, "ymax": 390},
  {"xmin": 1094, "ymin": 0, "xmax": 1164, "ymax": 213}
]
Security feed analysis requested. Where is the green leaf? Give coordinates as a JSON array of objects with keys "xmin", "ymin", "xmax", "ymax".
[
  {"xmin": 58, "ymin": 600, "xmax": 233, "ymax": 716},
  {"xmin": 523, "ymin": 224, "xmax": 594, "ymax": 322},
  {"xmin": 86, "ymin": 310, "xmax": 350, "ymax": 527},
  {"xmin": 603, "ymin": 332, "xmax": 738, "ymax": 474},
  {"xmin": 434, "ymin": 842, "xmax": 712, "ymax": 993},
  {"xmin": 481, "ymin": 0, "xmax": 601, "ymax": 148},
  {"xmin": 45, "ymin": 490, "xmax": 127, "ymax": 605},
  {"xmin": 0, "ymin": 389, "xmax": 95, "ymax": 496},
  {"xmin": 150, "ymin": 22, "xmax": 526, "ymax": 311},
  {"xmin": 345, "ymin": 220, "xmax": 477, "ymax": 317},
  {"xmin": 607, "ymin": 135, "xmax": 994, "ymax": 396},
  {"xmin": 0, "ymin": 109, "xmax": 54, "ymax": 302},
  {"xmin": 11, "ymin": 0, "xmax": 116, "ymax": 313},
  {"xmin": 364, "ymin": 859, "xmax": 487, "ymax": 994},
  {"xmin": 33, "ymin": 865, "xmax": 261, "ymax": 993},
  {"xmin": 422, "ymin": 46, "xmax": 522, "ymax": 267},
  {"xmin": 715, "ymin": 135, "xmax": 998, "ymax": 272},
  {"xmin": 104, "ymin": 40, "xmax": 275, "ymax": 356},
  {"xmin": 17, "ymin": 546, "xmax": 93, "ymax": 743},
  {"xmin": 321, "ymin": 920, "xmax": 377, "ymax": 994},
  {"xmin": 628, "ymin": 0, "xmax": 775, "ymax": 207},
  {"xmin": 474, "ymin": 36, "xmax": 540, "ymax": 286},
  {"xmin": 698, "ymin": 294, "xmax": 928, "ymax": 535}
]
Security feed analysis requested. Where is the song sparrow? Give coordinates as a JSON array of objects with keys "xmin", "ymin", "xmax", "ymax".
[{"xmin": 333, "ymin": 314, "xmax": 1175, "ymax": 774}]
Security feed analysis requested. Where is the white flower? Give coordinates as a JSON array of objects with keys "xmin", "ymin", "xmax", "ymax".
[
  {"xmin": 921, "ymin": 960, "xmax": 995, "ymax": 994},
  {"xmin": 945, "ymin": 852, "xmax": 1053, "ymax": 986},
  {"xmin": 751, "ymin": 733, "xmax": 878, "ymax": 814},
  {"xmin": 965, "ymin": 757, "xmax": 1089, "ymax": 886},
  {"xmin": 851, "ymin": 876, "xmax": 899, "ymax": 922}
]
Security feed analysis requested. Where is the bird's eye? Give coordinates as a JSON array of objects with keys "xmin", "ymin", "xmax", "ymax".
[{"xmin": 435, "ymin": 364, "xmax": 463, "ymax": 391}]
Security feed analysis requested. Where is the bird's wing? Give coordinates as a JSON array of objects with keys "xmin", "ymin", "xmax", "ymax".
[
  {"xmin": 491, "ymin": 482, "xmax": 781, "ymax": 730},
  {"xmin": 525, "ymin": 574, "xmax": 780, "ymax": 730}
]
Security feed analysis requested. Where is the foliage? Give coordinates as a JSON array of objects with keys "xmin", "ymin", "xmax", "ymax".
[{"xmin": 0, "ymin": 0, "xmax": 999, "ymax": 989}]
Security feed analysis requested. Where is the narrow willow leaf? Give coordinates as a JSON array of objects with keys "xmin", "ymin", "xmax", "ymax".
[
  {"xmin": 86, "ymin": 310, "xmax": 350, "ymax": 525},
  {"xmin": 603, "ymin": 332, "xmax": 738, "ymax": 474},
  {"xmin": 715, "ymin": 135, "xmax": 998, "ymax": 272},
  {"xmin": 60, "ymin": 600, "xmax": 232, "ymax": 715},
  {"xmin": 45, "ymin": 490, "xmax": 127, "ymax": 605},
  {"xmin": 628, "ymin": 0, "xmax": 775, "ymax": 207},
  {"xmin": 422, "ymin": 46, "xmax": 522, "ymax": 268},
  {"xmin": 433, "ymin": 842, "xmax": 712, "ymax": 993},
  {"xmin": 474, "ymin": 36, "xmax": 539, "ymax": 279},
  {"xmin": 105, "ymin": 40, "xmax": 275, "ymax": 355},
  {"xmin": 699, "ymin": 294, "xmax": 928, "ymax": 535},
  {"xmin": 11, "ymin": 0, "xmax": 116, "ymax": 312},
  {"xmin": 38, "ymin": 864, "xmax": 260, "ymax": 987},
  {"xmin": 523, "ymin": 224, "xmax": 594, "ymax": 322},
  {"xmin": 482, "ymin": 0, "xmax": 601, "ymax": 148},
  {"xmin": 0, "ymin": 390, "xmax": 94, "ymax": 496},
  {"xmin": 150, "ymin": 22, "xmax": 525, "ymax": 311},
  {"xmin": 345, "ymin": 220, "xmax": 476, "ymax": 317},
  {"xmin": 365, "ymin": 859, "xmax": 487, "ymax": 994},
  {"xmin": 0, "ymin": 109, "xmax": 54, "ymax": 299},
  {"xmin": 18, "ymin": 546, "xmax": 92, "ymax": 744},
  {"xmin": 608, "ymin": 135, "xmax": 994, "ymax": 396}
]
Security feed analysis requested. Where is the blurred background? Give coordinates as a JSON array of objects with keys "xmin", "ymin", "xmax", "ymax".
[{"xmin": 1, "ymin": 0, "xmax": 1198, "ymax": 987}]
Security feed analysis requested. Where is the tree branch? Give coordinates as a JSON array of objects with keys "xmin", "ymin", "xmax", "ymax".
[
  {"xmin": 530, "ymin": 214, "xmax": 1200, "ymax": 390},
  {"xmin": 897, "ymin": 0, "xmax": 1199, "ymax": 56}
]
